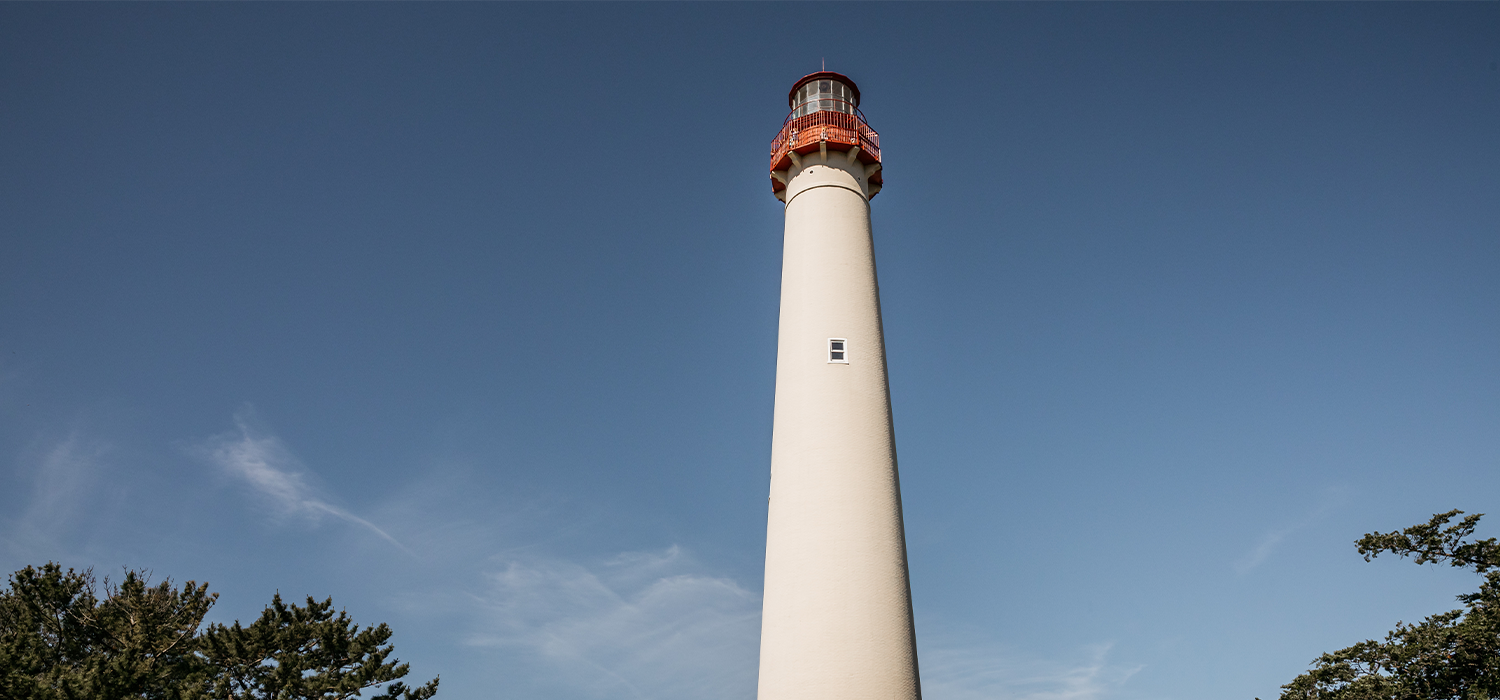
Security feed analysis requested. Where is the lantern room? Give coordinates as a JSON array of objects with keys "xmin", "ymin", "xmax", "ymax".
[
  {"xmin": 790, "ymin": 75, "xmax": 859, "ymax": 116},
  {"xmin": 770, "ymin": 71, "xmax": 882, "ymax": 199}
]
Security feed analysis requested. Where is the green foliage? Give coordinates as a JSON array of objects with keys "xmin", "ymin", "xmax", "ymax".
[
  {"xmin": 199, "ymin": 594, "xmax": 437, "ymax": 700},
  {"xmin": 0, "ymin": 563, "xmax": 215, "ymax": 700},
  {"xmin": 0, "ymin": 563, "xmax": 102, "ymax": 700},
  {"xmin": 0, "ymin": 564, "xmax": 436, "ymax": 700},
  {"xmin": 1274, "ymin": 510, "xmax": 1500, "ymax": 700}
]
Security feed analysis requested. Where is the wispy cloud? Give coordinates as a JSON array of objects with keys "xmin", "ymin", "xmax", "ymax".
[
  {"xmin": 460, "ymin": 544, "xmax": 1141, "ymax": 700},
  {"xmin": 466, "ymin": 546, "xmax": 761, "ymax": 700},
  {"xmin": 1234, "ymin": 526, "xmax": 1298, "ymax": 575},
  {"xmin": 23, "ymin": 434, "xmax": 104, "ymax": 533},
  {"xmin": 1233, "ymin": 486, "xmax": 1349, "ymax": 574},
  {"xmin": 192, "ymin": 409, "xmax": 410, "ymax": 554},
  {"xmin": 920, "ymin": 640, "xmax": 1142, "ymax": 700},
  {"xmin": 3, "ymin": 433, "xmax": 109, "ymax": 553}
]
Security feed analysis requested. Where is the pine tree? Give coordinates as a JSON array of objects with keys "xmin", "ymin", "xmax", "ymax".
[
  {"xmin": 0, "ymin": 564, "xmax": 215, "ymax": 700},
  {"xmin": 0, "ymin": 564, "xmax": 436, "ymax": 700},
  {"xmin": 198, "ymin": 594, "xmax": 437, "ymax": 700},
  {"xmin": 1276, "ymin": 511, "xmax": 1500, "ymax": 700}
]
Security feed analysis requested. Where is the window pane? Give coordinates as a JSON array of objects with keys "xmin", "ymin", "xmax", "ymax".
[
  {"xmin": 794, "ymin": 80, "xmax": 857, "ymax": 115},
  {"xmin": 831, "ymin": 352, "xmax": 844, "ymax": 360}
]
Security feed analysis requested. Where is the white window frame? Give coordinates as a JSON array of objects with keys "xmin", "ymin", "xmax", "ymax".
[{"xmin": 827, "ymin": 338, "xmax": 849, "ymax": 364}]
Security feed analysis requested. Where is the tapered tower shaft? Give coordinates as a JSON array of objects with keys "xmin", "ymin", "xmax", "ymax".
[{"xmin": 758, "ymin": 72, "xmax": 920, "ymax": 700}]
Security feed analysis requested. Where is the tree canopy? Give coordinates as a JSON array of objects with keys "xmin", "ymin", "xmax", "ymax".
[
  {"xmin": 1275, "ymin": 510, "xmax": 1500, "ymax": 700},
  {"xmin": 0, "ymin": 563, "xmax": 437, "ymax": 700}
]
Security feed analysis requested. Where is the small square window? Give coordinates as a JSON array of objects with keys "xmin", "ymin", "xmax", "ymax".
[{"xmin": 828, "ymin": 338, "xmax": 848, "ymax": 364}]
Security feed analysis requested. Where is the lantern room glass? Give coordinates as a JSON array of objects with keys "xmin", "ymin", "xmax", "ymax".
[{"xmin": 792, "ymin": 79, "xmax": 856, "ymax": 117}]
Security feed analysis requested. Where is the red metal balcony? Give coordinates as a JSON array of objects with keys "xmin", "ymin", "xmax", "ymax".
[{"xmin": 769, "ymin": 109, "xmax": 882, "ymax": 197}]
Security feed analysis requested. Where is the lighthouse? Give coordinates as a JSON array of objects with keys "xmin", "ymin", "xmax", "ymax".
[{"xmin": 758, "ymin": 72, "xmax": 920, "ymax": 700}]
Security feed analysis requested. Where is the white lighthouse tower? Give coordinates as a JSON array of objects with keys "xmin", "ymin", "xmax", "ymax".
[{"xmin": 758, "ymin": 72, "xmax": 920, "ymax": 700}]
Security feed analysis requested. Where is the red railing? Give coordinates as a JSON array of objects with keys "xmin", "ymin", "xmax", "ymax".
[{"xmin": 769, "ymin": 109, "xmax": 880, "ymax": 173}]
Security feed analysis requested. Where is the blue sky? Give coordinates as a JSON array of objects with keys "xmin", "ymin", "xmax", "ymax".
[{"xmin": 2, "ymin": 4, "xmax": 1497, "ymax": 699}]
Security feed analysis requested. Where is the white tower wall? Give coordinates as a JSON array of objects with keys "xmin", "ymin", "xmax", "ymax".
[{"xmin": 757, "ymin": 150, "xmax": 920, "ymax": 700}]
